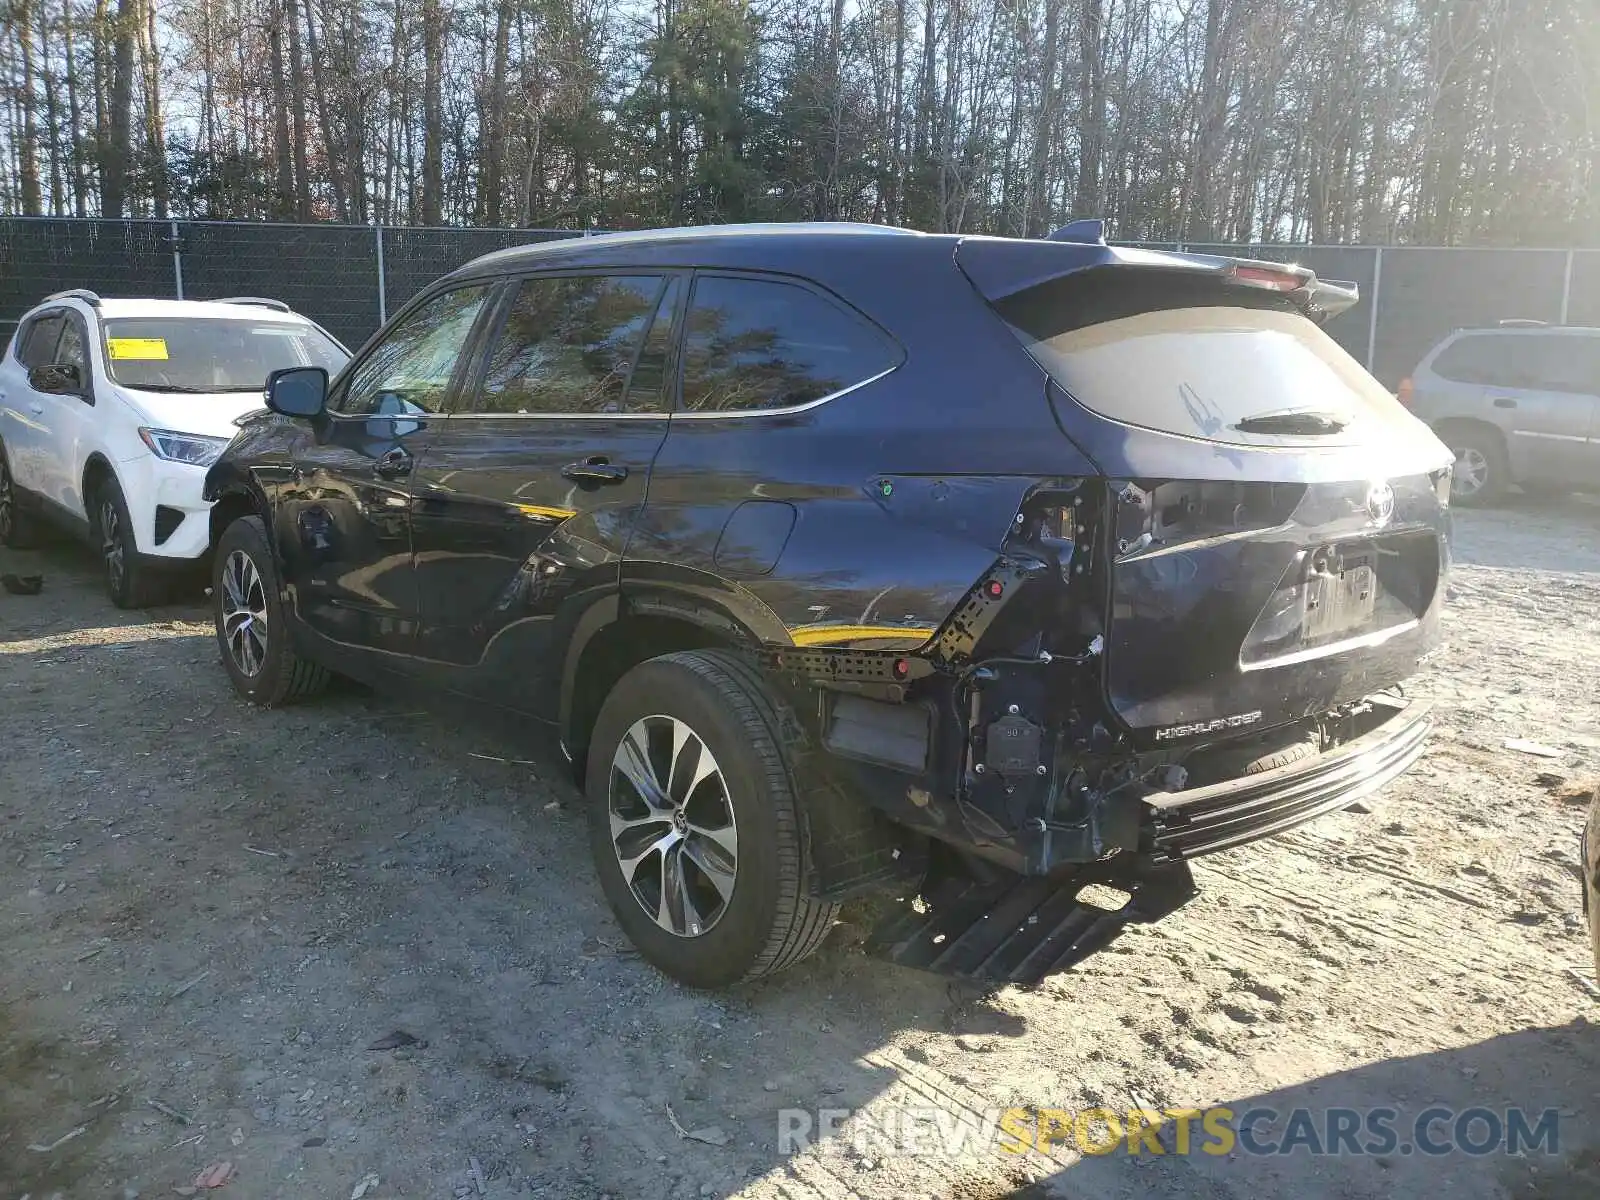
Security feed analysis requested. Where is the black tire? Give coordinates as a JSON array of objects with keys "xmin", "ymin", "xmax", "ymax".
[
  {"xmin": 94, "ymin": 473, "xmax": 165, "ymax": 608},
  {"xmin": 212, "ymin": 515, "xmax": 330, "ymax": 706},
  {"xmin": 0, "ymin": 441, "xmax": 38, "ymax": 549},
  {"xmin": 585, "ymin": 649, "xmax": 839, "ymax": 988},
  {"xmin": 1443, "ymin": 426, "xmax": 1508, "ymax": 507}
]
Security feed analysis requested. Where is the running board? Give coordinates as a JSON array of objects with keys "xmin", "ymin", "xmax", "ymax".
[{"xmin": 865, "ymin": 859, "xmax": 1197, "ymax": 985}]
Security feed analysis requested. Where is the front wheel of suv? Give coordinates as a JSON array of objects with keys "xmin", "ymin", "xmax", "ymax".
[
  {"xmin": 212, "ymin": 515, "xmax": 330, "ymax": 706},
  {"xmin": 1444, "ymin": 427, "xmax": 1508, "ymax": 507},
  {"xmin": 585, "ymin": 649, "xmax": 840, "ymax": 988},
  {"xmin": 96, "ymin": 474, "xmax": 165, "ymax": 608}
]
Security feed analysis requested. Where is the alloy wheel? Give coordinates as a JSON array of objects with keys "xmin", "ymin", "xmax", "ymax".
[
  {"xmin": 1452, "ymin": 446, "xmax": 1488, "ymax": 500},
  {"xmin": 100, "ymin": 499, "xmax": 126, "ymax": 593},
  {"xmin": 608, "ymin": 715, "xmax": 739, "ymax": 938},
  {"xmin": 220, "ymin": 549, "xmax": 270, "ymax": 677}
]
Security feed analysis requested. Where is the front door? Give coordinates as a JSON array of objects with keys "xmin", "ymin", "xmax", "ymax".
[
  {"xmin": 275, "ymin": 284, "xmax": 495, "ymax": 665},
  {"xmin": 407, "ymin": 271, "xmax": 684, "ymax": 716}
]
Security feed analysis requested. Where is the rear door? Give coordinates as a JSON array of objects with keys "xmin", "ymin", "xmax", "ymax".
[
  {"xmin": 1, "ymin": 310, "xmax": 66, "ymax": 493},
  {"xmin": 34, "ymin": 309, "xmax": 97, "ymax": 516},
  {"xmin": 407, "ymin": 271, "xmax": 681, "ymax": 716},
  {"xmin": 1486, "ymin": 334, "xmax": 1599, "ymax": 485},
  {"xmin": 1552, "ymin": 335, "xmax": 1600, "ymax": 481}
]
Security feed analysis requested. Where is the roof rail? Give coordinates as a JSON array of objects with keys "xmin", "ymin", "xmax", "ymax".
[
  {"xmin": 214, "ymin": 296, "xmax": 293, "ymax": 313},
  {"xmin": 43, "ymin": 288, "xmax": 102, "ymax": 307},
  {"xmin": 1498, "ymin": 318, "xmax": 1547, "ymax": 327},
  {"xmin": 1046, "ymin": 219, "xmax": 1107, "ymax": 245}
]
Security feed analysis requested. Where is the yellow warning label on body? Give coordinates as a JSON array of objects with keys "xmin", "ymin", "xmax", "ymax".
[{"xmin": 107, "ymin": 337, "xmax": 170, "ymax": 361}]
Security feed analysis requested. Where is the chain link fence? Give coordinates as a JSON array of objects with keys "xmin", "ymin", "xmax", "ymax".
[
  {"xmin": 3, "ymin": 217, "xmax": 1596, "ymax": 386},
  {"xmin": 0, "ymin": 218, "xmax": 585, "ymax": 353}
]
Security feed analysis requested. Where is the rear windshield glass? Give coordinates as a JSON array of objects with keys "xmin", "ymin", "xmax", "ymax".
[
  {"xmin": 996, "ymin": 271, "xmax": 1410, "ymax": 447},
  {"xmin": 103, "ymin": 318, "xmax": 348, "ymax": 393}
]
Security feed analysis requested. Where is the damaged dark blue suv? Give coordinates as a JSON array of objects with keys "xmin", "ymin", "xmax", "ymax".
[{"xmin": 203, "ymin": 221, "xmax": 1453, "ymax": 988}]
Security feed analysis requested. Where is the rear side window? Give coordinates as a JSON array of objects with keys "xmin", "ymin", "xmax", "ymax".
[
  {"xmin": 474, "ymin": 274, "xmax": 662, "ymax": 415},
  {"xmin": 678, "ymin": 275, "xmax": 898, "ymax": 413},
  {"xmin": 19, "ymin": 314, "xmax": 64, "ymax": 368},
  {"xmin": 997, "ymin": 271, "xmax": 1408, "ymax": 447},
  {"xmin": 1436, "ymin": 333, "xmax": 1600, "ymax": 394}
]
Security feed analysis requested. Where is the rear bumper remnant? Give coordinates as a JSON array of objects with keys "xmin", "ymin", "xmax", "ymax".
[{"xmin": 1145, "ymin": 696, "xmax": 1431, "ymax": 861}]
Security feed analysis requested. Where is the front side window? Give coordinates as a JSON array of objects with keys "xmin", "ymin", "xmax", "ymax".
[
  {"xmin": 55, "ymin": 318, "xmax": 88, "ymax": 375},
  {"xmin": 678, "ymin": 275, "xmax": 899, "ymax": 413},
  {"xmin": 1432, "ymin": 335, "xmax": 1502, "ymax": 386},
  {"xmin": 338, "ymin": 286, "xmax": 490, "ymax": 415},
  {"xmin": 474, "ymin": 274, "xmax": 662, "ymax": 415},
  {"xmin": 19, "ymin": 314, "xmax": 64, "ymax": 369},
  {"xmin": 102, "ymin": 317, "xmax": 348, "ymax": 394}
]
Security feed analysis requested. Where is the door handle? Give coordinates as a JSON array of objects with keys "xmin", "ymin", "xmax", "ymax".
[
  {"xmin": 373, "ymin": 448, "xmax": 413, "ymax": 479},
  {"xmin": 1492, "ymin": 396, "xmax": 1517, "ymax": 409},
  {"xmin": 561, "ymin": 457, "xmax": 629, "ymax": 485},
  {"xmin": 28, "ymin": 402, "xmax": 44, "ymax": 415}
]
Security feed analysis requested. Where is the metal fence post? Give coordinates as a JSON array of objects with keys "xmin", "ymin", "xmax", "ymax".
[
  {"xmin": 1365, "ymin": 247, "xmax": 1383, "ymax": 372},
  {"xmin": 170, "ymin": 219, "xmax": 184, "ymax": 300},
  {"xmin": 1560, "ymin": 249, "xmax": 1574, "ymax": 325},
  {"xmin": 374, "ymin": 224, "xmax": 388, "ymax": 325}
]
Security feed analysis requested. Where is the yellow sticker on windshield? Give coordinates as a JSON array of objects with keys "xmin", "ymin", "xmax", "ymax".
[{"xmin": 107, "ymin": 337, "xmax": 169, "ymax": 361}]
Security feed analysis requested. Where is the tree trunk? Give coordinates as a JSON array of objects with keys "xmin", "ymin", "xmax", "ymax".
[
  {"xmin": 137, "ymin": 0, "xmax": 167, "ymax": 217},
  {"xmin": 39, "ymin": 0, "xmax": 66, "ymax": 214},
  {"xmin": 421, "ymin": 0, "xmax": 445, "ymax": 225},
  {"xmin": 103, "ymin": 0, "xmax": 135, "ymax": 218},
  {"xmin": 1184, "ymin": 0, "xmax": 1229, "ymax": 242},
  {"xmin": 287, "ymin": 0, "xmax": 313, "ymax": 219},
  {"xmin": 268, "ymin": 0, "xmax": 295, "ymax": 218},
  {"xmin": 481, "ymin": 0, "xmax": 512, "ymax": 224},
  {"xmin": 63, "ymin": 0, "xmax": 88, "ymax": 215},
  {"xmin": 15, "ymin": 0, "xmax": 44, "ymax": 214},
  {"xmin": 299, "ymin": 0, "xmax": 348, "ymax": 220},
  {"xmin": 1074, "ymin": 0, "xmax": 1106, "ymax": 219}
]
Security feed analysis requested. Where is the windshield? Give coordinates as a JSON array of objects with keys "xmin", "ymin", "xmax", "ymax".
[{"xmin": 102, "ymin": 318, "xmax": 348, "ymax": 393}]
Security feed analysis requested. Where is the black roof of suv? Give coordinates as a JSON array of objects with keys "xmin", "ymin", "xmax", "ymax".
[{"xmin": 204, "ymin": 221, "xmax": 1452, "ymax": 987}]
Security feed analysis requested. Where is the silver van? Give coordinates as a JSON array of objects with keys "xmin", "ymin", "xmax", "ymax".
[{"xmin": 1401, "ymin": 322, "xmax": 1600, "ymax": 504}]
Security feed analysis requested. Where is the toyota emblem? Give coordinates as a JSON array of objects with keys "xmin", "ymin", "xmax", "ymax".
[{"xmin": 1366, "ymin": 481, "xmax": 1396, "ymax": 526}]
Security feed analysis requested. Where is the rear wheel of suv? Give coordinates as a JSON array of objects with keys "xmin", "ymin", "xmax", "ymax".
[
  {"xmin": 96, "ymin": 474, "xmax": 165, "ymax": 608},
  {"xmin": 0, "ymin": 444, "xmax": 38, "ymax": 549},
  {"xmin": 585, "ymin": 649, "xmax": 840, "ymax": 988},
  {"xmin": 1444, "ymin": 427, "xmax": 1507, "ymax": 506},
  {"xmin": 212, "ymin": 515, "xmax": 330, "ymax": 705}
]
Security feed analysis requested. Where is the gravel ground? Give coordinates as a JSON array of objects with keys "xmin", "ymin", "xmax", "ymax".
[{"xmin": 2, "ymin": 498, "xmax": 1599, "ymax": 1200}]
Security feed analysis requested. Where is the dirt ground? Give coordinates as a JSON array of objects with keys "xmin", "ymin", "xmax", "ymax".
[{"xmin": 3, "ymin": 497, "xmax": 1599, "ymax": 1200}]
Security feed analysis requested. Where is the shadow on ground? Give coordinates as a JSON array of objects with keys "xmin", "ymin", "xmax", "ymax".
[{"xmin": 1012, "ymin": 1021, "xmax": 1600, "ymax": 1200}]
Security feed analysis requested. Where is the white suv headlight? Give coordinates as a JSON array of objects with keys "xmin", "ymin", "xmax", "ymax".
[{"xmin": 138, "ymin": 427, "xmax": 233, "ymax": 467}]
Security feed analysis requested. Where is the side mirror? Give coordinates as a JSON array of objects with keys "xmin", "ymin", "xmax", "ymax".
[
  {"xmin": 265, "ymin": 366, "xmax": 328, "ymax": 418},
  {"xmin": 29, "ymin": 363, "xmax": 82, "ymax": 395}
]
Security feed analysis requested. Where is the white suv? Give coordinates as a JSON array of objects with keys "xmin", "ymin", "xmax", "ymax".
[{"xmin": 0, "ymin": 292, "xmax": 349, "ymax": 606}]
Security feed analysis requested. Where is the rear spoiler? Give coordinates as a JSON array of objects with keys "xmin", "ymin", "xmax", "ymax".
[{"xmin": 955, "ymin": 235, "xmax": 1359, "ymax": 326}]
